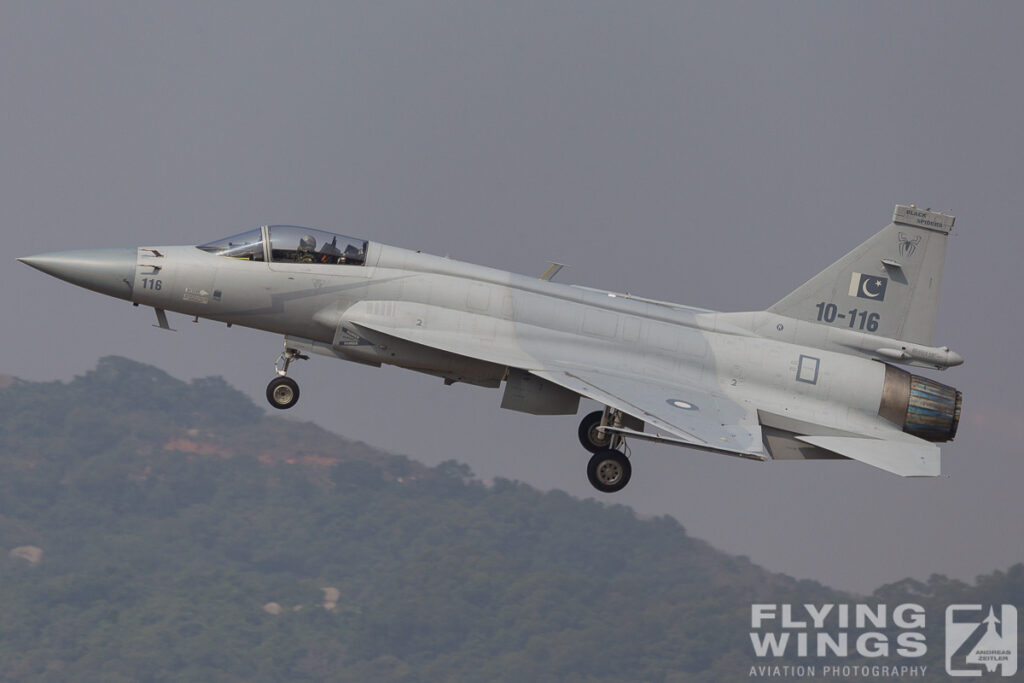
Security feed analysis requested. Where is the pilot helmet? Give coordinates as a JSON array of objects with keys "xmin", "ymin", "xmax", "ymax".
[{"xmin": 298, "ymin": 235, "xmax": 317, "ymax": 252}]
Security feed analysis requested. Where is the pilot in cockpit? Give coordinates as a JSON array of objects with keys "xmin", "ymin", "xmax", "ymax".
[{"xmin": 296, "ymin": 235, "xmax": 317, "ymax": 263}]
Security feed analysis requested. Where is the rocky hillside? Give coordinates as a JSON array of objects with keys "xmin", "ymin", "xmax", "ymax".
[{"xmin": 0, "ymin": 358, "xmax": 1018, "ymax": 681}]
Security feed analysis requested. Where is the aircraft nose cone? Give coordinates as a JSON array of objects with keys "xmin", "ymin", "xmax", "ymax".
[{"xmin": 18, "ymin": 249, "xmax": 136, "ymax": 301}]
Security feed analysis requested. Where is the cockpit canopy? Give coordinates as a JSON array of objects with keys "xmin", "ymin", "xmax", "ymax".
[
  {"xmin": 268, "ymin": 226, "xmax": 367, "ymax": 265},
  {"xmin": 197, "ymin": 226, "xmax": 368, "ymax": 266}
]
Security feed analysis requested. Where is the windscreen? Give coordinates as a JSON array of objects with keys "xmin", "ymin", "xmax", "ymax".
[{"xmin": 196, "ymin": 229, "xmax": 265, "ymax": 261}]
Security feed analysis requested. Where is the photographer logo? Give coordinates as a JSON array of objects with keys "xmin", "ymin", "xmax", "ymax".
[{"xmin": 946, "ymin": 605, "xmax": 1017, "ymax": 677}]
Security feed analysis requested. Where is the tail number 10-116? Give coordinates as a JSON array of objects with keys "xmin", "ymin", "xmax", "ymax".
[{"xmin": 815, "ymin": 302, "xmax": 879, "ymax": 332}]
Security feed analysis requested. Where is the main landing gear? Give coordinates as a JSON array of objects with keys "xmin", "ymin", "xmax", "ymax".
[
  {"xmin": 578, "ymin": 408, "xmax": 632, "ymax": 493},
  {"xmin": 266, "ymin": 345, "xmax": 308, "ymax": 410}
]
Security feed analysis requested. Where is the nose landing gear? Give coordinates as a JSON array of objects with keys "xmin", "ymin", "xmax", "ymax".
[
  {"xmin": 266, "ymin": 345, "xmax": 308, "ymax": 410},
  {"xmin": 579, "ymin": 407, "xmax": 631, "ymax": 493},
  {"xmin": 267, "ymin": 376, "xmax": 300, "ymax": 409}
]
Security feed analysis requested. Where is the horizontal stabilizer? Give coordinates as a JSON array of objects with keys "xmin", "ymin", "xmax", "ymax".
[{"xmin": 795, "ymin": 436, "xmax": 940, "ymax": 477}]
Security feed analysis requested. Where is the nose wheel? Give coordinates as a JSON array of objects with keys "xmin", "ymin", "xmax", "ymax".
[
  {"xmin": 267, "ymin": 376, "xmax": 300, "ymax": 409},
  {"xmin": 266, "ymin": 344, "xmax": 308, "ymax": 410}
]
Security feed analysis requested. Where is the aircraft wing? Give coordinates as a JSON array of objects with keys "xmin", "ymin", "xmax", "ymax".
[
  {"xmin": 531, "ymin": 366, "xmax": 765, "ymax": 457},
  {"xmin": 346, "ymin": 302, "xmax": 936, "ymax": 472},
  {"xmin": 345, "ymin": 301, "xmax": 764, "ymax": 458}
]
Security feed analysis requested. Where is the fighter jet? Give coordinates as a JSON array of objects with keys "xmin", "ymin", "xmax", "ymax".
[{"xmin": 19, "ymin": 205, "xmax": 963, "ymax": 492}]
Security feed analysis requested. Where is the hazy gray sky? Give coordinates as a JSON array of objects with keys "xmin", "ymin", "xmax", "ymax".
[{"xmin": 3, "ymin": 2, "xmax": 1022, "ymax": 593}]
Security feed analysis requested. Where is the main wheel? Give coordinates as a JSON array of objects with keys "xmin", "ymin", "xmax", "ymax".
[
  {"xmin": 586, "ymin": 449, "xmax": 631, "ymax": 493},
  {"xmin": 266, "ymin": 376, "xmax": 300, "ymax": 409},
  {"xmin": 578, "ymin": 410, "xmax": 612, "ymax": 453}
]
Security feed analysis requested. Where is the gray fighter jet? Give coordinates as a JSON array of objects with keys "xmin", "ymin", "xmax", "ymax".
[{"xmin": 19, "ymin": 205, "xmax": 963, "ymax": 492}]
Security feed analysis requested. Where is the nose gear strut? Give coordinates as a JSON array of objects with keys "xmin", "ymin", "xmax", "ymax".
[{"xmin": 266, "ymin": 342, "xmax": 308, "ymax": 410}]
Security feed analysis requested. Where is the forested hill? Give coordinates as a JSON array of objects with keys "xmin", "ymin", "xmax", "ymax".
[{"xmin": 0, "ymin": 357, "xmax": 1019, "ymax": 681}]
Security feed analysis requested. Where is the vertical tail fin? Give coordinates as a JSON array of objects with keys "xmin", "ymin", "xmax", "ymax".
[{"xmin": 768, "ymin": 205, "xmax": 955, "ymax": 345}]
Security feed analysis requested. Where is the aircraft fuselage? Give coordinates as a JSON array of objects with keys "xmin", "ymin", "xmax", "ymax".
[{"xmin": 19, "ymin": 207, "xmax": 965, "ymax": 490}]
